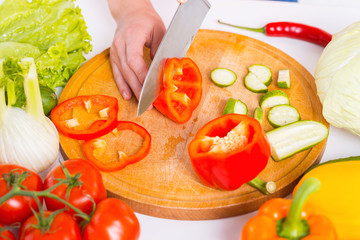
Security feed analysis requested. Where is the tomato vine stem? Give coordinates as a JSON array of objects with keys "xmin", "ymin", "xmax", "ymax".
[{"xmin": 0, "ymin": 171, "xmax": 91, "ymax": 223}]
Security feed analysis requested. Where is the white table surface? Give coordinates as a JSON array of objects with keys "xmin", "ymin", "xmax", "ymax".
[{"xmin": 75, "ymin": 1, "xmax": 360, "ymax": 239}]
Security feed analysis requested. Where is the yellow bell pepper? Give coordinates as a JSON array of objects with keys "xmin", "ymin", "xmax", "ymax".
[{"xmin": 293, "ymin": 156, "xmax": 360, "ymax": 240}]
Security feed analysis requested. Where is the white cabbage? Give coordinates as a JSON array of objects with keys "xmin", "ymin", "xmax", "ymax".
[{"xmin": 315, "ymin": 21, "xmax": 360, "ymax": 136}]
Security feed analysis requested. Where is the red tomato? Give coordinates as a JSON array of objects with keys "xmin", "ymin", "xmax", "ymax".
[
  {"xmin": 0, "ymin": 224, "xmax": 15, "ymax": 240},
  {"xmin": 83, "ymin": 198, "xmax": 140, "ymax": 240},
  {"xmin": 0, "ymin": 165, "xmax": 43, "ymax": 225},
  {"xmin": 43, "ymin": 159, "xmax": 107, "ymax": 217},
  {"xmin": 18, "ymin": 211, "xmax": 81, "ymax": 240}
]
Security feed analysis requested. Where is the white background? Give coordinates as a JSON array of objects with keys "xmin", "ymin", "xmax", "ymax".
[{"xmin": 74, "ymin": 1, "xmax": 360, "ymax": 239}]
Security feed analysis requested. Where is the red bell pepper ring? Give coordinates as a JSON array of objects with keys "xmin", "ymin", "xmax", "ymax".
[
  {"xmin": 51, "ymin": 95, "xmax": 119, "ymax": 140},
  {"xmin": 153, "ymin": 57, "xmax": 202, "ymax": 124},
  {"xmin": 188, "ymin": 114, "xmax": 271, "ymax": 191},
  {"xmin": 82, "ymin": 121, "xmax": 151, "ymax": 172}
]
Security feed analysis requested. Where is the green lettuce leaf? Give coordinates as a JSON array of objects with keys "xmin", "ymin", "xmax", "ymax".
[{"xmin": 0, "ymin": 0, "xmax": 92, "ymax": 107}]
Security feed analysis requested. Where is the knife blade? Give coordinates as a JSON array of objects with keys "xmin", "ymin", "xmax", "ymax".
[{"xmin": 137, "ymin": 0, "xmax": 211, "ymax": 116}]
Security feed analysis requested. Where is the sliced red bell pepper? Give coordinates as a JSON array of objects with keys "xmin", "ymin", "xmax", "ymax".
[
  {"xmin": 188, "ymin": 114, "xmax": 271, "ymax": 191},
  {"xmin": 82, "ymin": 120, "xmax": 151, "ymax": 172},
  {"xmin": 153, "ymin": 57, "xmax": 202, "ymax": 124},
  {"xmin": 50, "ymin": 95, "xmax": 119, "ymax": 140}
]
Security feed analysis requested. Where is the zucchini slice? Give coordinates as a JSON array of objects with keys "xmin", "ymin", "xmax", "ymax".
[
  {"xmin": 211, "ymin": 68, "xmax": 237, "ymax": 87},
  {"xmin": 277, "ymin": 69, "xmax": 291, "ymax": 89},
  {"xmin": 266, "ymin": 120, "xmax": 329, "ymax": 161},
  {"xmin": 244, "ymin": 72, "xmax": 268, "ymax": 93},
  {"xmin": 253, "ymin": 107, "xmax": 264, "ymax": 123},
  {"xmin": 223, "ymin": 98, "xmax": 248, "ymax": 115},
  {"xmin": 268, "ymin": 104, "xmax": 300, "ymax": 128},
  {"xmin": 244, "ymin": 64, "xmax": 272, "ymax": 93},
  {"xmin": 260, "ymin": 90, "xmax": 289, "ymax": 109}
]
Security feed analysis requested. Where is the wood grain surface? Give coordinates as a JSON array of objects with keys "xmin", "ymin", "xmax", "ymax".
[{"xmin": 59, "ymin": 29, "xmax": 328, "ymax": 220}]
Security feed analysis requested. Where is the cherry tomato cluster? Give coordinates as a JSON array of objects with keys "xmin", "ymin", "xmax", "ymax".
[{"xmin": 0, "ymin": 160, "xmax": 140, "ymax": 240}]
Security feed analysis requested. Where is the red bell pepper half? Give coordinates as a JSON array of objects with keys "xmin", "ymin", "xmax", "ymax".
[
  {"xmin": 153, "ymin": 57, "xmax": 202, "ymax": 124},
  {"xmin": 188, "ymin": 114, "xmax": 271, "ymax": 191},
  {"xmin": 51, "ymin": 95, "xmax": 119, "ymax": 140},
  {"xmin": 82, "ymin": 121, "xmax": 151, "ymax": 172}
]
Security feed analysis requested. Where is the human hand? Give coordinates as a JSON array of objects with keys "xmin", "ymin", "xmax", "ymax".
[{"xmin": 108, "ymin": 0, "xmax": 166, "ymax": 101}]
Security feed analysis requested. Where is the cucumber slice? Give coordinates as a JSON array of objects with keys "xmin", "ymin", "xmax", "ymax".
[
  {"xmin": 244, "ymin": 64, "xmax": 272, "ymax": 93},
  {"xmin": 253, "ymin": 107, "xmax": 263, "ymax": 123},
  {"xmin": 223, "ymin": 98, "xmax": 248, "ymax": 115},
  {"xmin": 249, "ymin": 65, "xmax": 272, "ymax": 86},
  {"xmin": 268, "ymin": 104, "xmax": 300, "ymax": 128},
  {"xmin": 211, "ymin": 68, "xmax": 237, "ymax": 87},
  {"xmin": 277, "ymin": 69, "xmax": 291, "ymax": 89},
  {"xmin": 266, "ymin": 120, "xmax": 329, "ymax": 161},
  {"xmin": 244, "ymin": 72, "xmax": 268, "ymax": 93},
  {"xmin": 260, "ymin": 90, "xmax": 289, "ymax": 109}
]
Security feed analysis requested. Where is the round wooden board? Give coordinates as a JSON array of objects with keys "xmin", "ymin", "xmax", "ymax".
[{"xmin": 59, "ymin": 29, "xmax": 328, "ymax": 220}]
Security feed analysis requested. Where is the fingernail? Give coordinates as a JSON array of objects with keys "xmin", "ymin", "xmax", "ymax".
[{"xmin": 122, "ymin": 91, "xmax": 130, "ymax": 100}]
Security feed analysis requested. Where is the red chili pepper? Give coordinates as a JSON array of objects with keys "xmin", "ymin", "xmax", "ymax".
[
  {"xmin": 153, "ymin": 57, "xmax": 202, "ymax": 124},
  {"xmin": 51, "ymin": 95, "xmax": 119, "ymax": 140},
  {"xmin": 187, "ymin": 114, "xmax": 271, "ymax": 191},
  {"xmin": 218, "ymin": 20, "xmax": 332, "ymax": 47},
  {"xmin": 82, "ymin": 120, "xmax": 151, "ymax": 172}
]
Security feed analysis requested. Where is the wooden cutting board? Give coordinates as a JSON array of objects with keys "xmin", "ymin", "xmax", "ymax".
[{"xmin": 59, "ymin": 29, "xmax": 328, "ymax": 220}]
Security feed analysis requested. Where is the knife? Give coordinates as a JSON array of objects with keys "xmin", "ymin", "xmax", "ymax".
[{"xmin": 137, "ymin": 0, "xmax": 211, "ymax": 116}]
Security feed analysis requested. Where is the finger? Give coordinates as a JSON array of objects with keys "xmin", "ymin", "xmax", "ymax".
[
  {"xmin": 110, "ymin": 44, "xmax": 133, "ymax": 100},
  {"xmin": 118, "ymin": 41, "xmax": 143, "ymax": 101},
  {"xmin": 110, "ymin": 56, "xmax": 132, "ymax": 100},
  {"xmin": 125, "ymin": 37, "xmax": 149, "ymax": 85}
]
